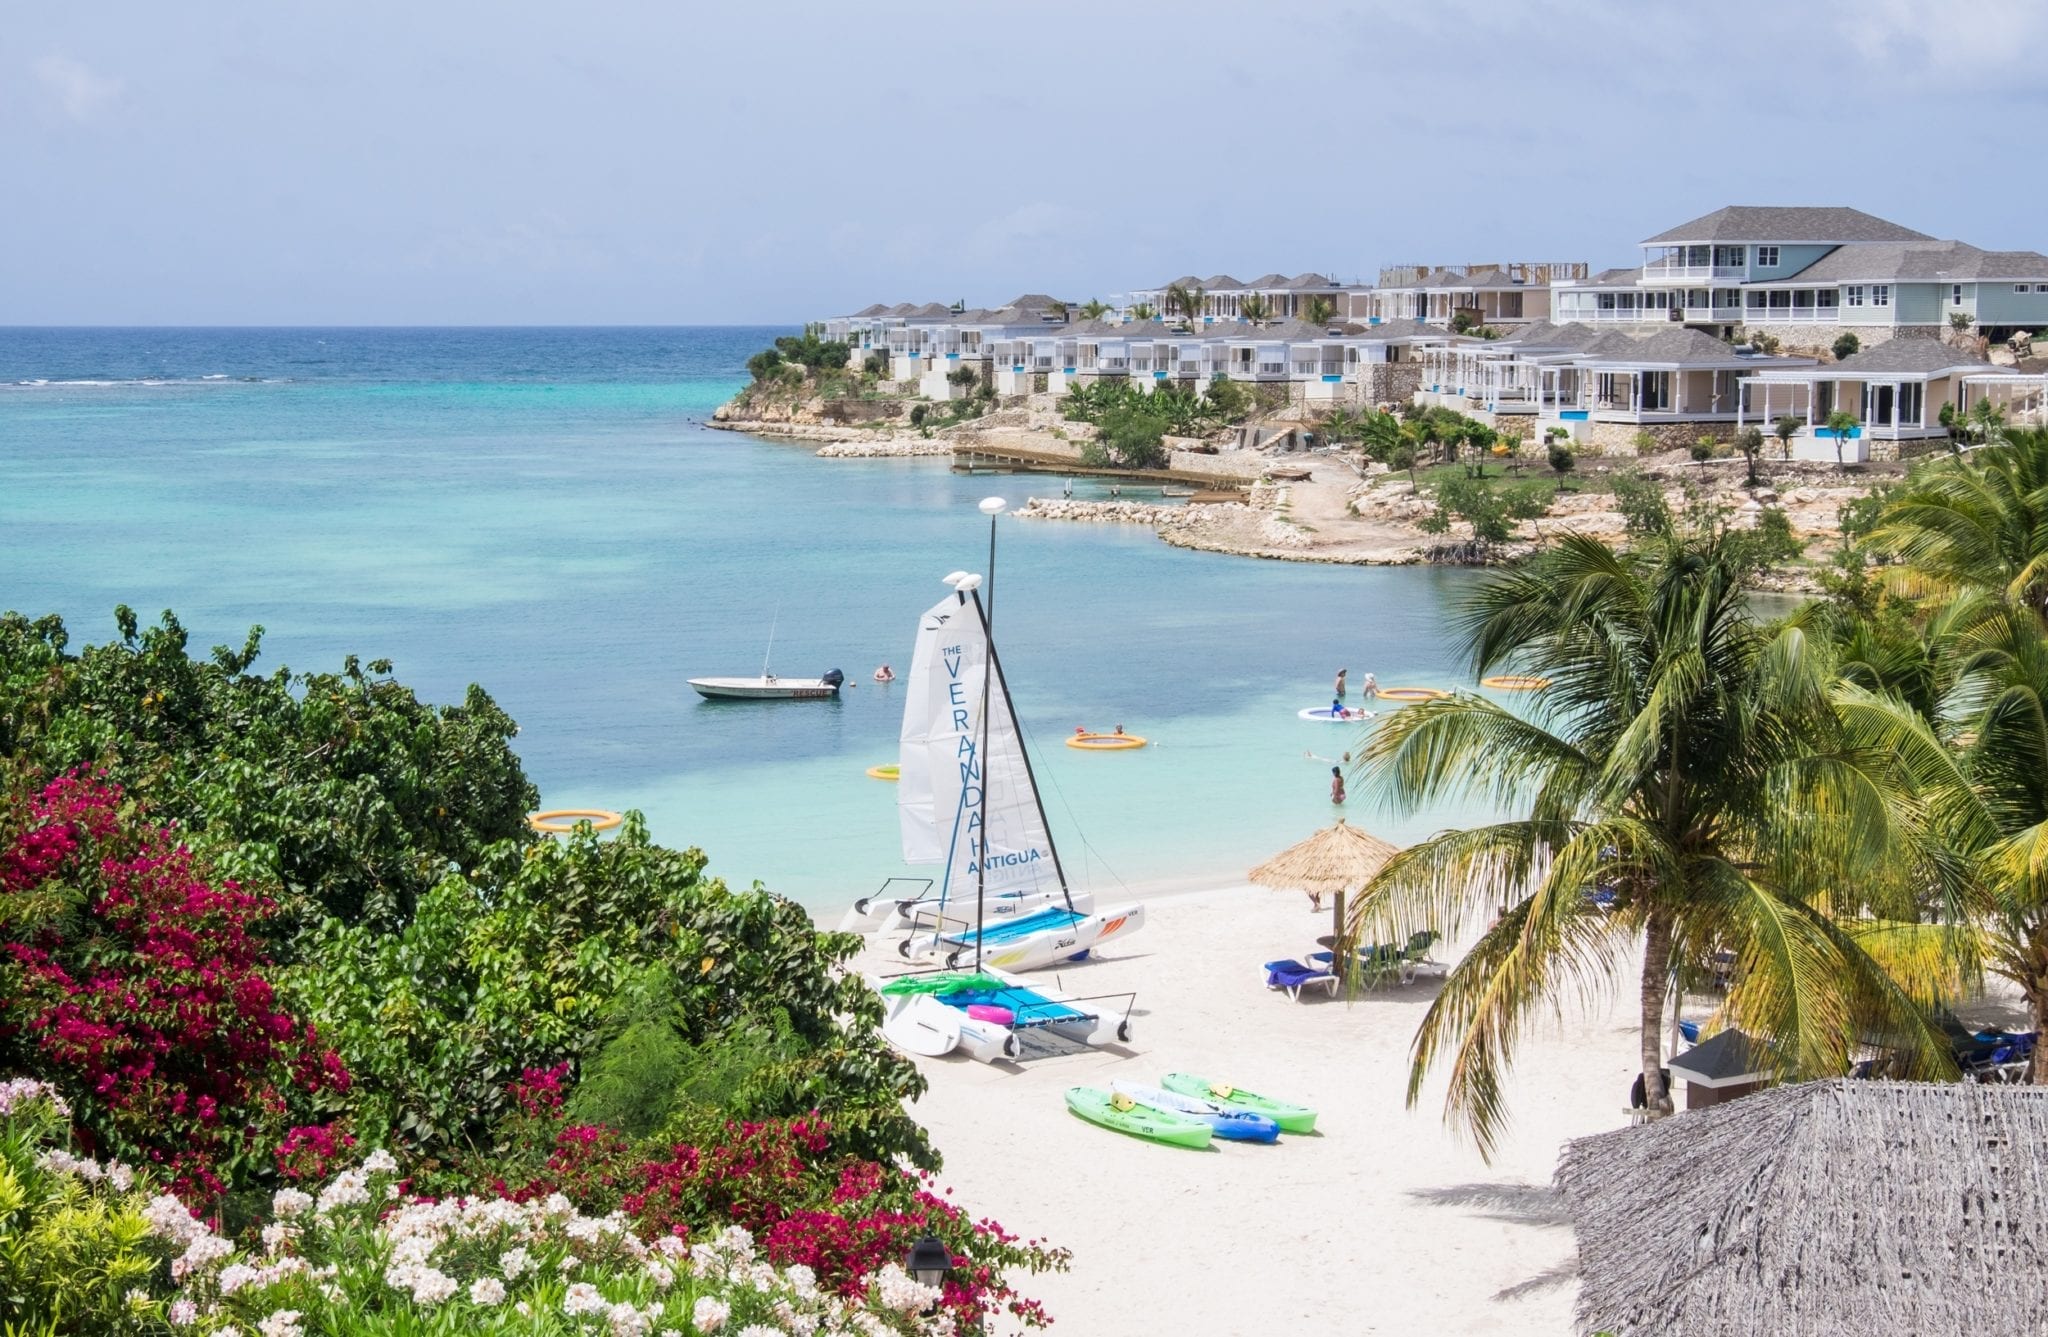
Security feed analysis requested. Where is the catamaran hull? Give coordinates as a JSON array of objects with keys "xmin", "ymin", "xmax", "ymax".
[
  {"xmin": 838, "ymin": 885, "xmax": 1094, "ymax": 934},
  {"xmin": 873, "ymin": 969, "xmax": 1128, "ymax": 1065},
  {"xmin": 901, "ymin": 904, "xmax": 1146, "ymax": 973}
]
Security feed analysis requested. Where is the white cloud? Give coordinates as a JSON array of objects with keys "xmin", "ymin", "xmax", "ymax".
[
  {"xmin": 1836, "ymin": 0, "xmax": 2048, "ymax": 88},
  {"xmin": 34, "ymin": 54, "xmax": 123, "ymax": 123}
]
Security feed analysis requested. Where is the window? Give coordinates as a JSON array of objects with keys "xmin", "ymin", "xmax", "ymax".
[
  {"xmin": 1713, "ymin": 245, "xmax": 1746, "ymax": 268},
  {"xmin": 1953, "ymin": 284, "xmax": 1964, "ymax": 304},
  {"xmin": 1845, "ymin": 285, "xmax": 1865, "ymax": 307},
  {"xmin": 1757, "ymin": 246, "xmax": 1780, "ymax": 267},
  {"xmin": 1872, "ymin": 285, "xmax": 1891, "ymax": 307},
  {"xmin": 1817, "ymin": 290, "xmax": 1838, "ymax": 311},
  {"xmin": 2017, "ymin": 284, "xmax": 2033, "ymax": 294}
]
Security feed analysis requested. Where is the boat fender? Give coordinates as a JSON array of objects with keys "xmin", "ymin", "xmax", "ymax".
[
  {"xmin": 1210, "ymin": 1083, "xmax": 1234, "ymax": 1099},
  {"xmin": 1110, "ymin": 1091, "xmax": 1136, "ymax": 1112}
]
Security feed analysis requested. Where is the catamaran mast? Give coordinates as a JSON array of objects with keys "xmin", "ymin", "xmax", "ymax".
[{"xmin": 968, "ymin": 584, "xmax": 1075, "ymax": 923}]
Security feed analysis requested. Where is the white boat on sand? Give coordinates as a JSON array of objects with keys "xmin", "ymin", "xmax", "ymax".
[{"xmin": 875, "ymin": 966, "xmax": 1134, "ymax": 1064}]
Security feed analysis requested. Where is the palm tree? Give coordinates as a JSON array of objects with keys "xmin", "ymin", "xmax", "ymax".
[
  {"xmin": 1359, "ymin": 409, "xmax": 1403, "ymax": 464},
  {"xmin": 1966, "ymin": 397, "xmax": 2008, "ymax": 445},
  {"xmin": 1319, "ymin": 408, "xmax": 1361, "ymax": 447},
  {"xmin": 1129, "ymin": 302, "xmax": 1158, "ymax": 322},
  {"xmin": 1045, "ymin": 299, "xmax": 1071, "ymax": 322},
  {"xmin": 1239, "ymin": 293, "xmax": 1273, "ymax": 325},
  {"xmin": 1304, "ymin": 296, "xmax": 1338, "ymax": 327},
  {"xmin": 1080, "ymin": 299, "xmax": 1110, "ymax": 320},
  {"xmin": 1831, "ymin": 604, "xmax": 2048, "ymax": 1080},
  {"xmin": 1824, "ymin": 409, "xmax": 1860, "ymax": 471},
  {"xmin": 1866, "ymin": 429, "xmax": 2048, "ymax": 621},
  {"xmin": 1165, "ymin": 285, "xmax": 1205, "ymax": 329},
  {"xmin": 1349, "ymin": 531, "xmax": 1947, "ymax": 1153}
]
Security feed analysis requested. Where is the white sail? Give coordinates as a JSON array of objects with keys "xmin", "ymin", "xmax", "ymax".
[{"xmin": 896, "ymin": 581, "xmax": 1057, "ymax": 899}]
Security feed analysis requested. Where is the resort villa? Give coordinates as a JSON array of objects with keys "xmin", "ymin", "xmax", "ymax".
[{"xmin": 817, "ymin": 203, "xmax": 2048, "ymax": 456}]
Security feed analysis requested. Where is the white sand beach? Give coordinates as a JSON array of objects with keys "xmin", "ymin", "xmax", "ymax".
[{"xmin": 854, "ymin": 882, "xmax": 1643, "ymax": 1336}]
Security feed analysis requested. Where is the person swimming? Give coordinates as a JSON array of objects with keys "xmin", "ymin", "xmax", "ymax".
[{"xmin": 873, "ymin": 664, "xmax": 895, "ymax": 683}]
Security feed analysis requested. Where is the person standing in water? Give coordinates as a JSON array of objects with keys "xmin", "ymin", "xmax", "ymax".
[
  {"xmin": 1330, "ymin": 765, "xmax": 1346, "ymax": 805},
  {"xmin": 1334, "ymin": 667, "xmax": 1348, "ymax": 698},
  {"xmin": 1359, "ymin": 672, "xmax": 1379, "ymax": 701}
]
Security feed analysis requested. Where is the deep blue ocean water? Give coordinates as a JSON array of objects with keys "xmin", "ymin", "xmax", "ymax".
[{"xmin": 0, "ymin": 327, "xmax": 1486, "ymax": 906}]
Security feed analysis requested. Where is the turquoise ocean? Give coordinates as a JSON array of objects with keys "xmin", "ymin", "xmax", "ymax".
[{"xmin": 0, "ymin": 327, "xmax": 1489, "ymax": 910}]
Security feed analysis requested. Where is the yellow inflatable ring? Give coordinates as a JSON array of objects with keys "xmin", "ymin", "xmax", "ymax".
[
  {"xmin": 1481, "ymin": 675, "xmax": 1551, "ymax": 691},
  {"xmin": 1375, "ymin": 686, "xmax": 1451, "ymax": 702},
  {"xmin": 1067, "ymin": 732, "xmax": 1147, "ymax": 750},
  {"xmin": 866, "ymin": 764, "xmax": 900, "ymax": 781},
  {"xmin": 528, "ymin": 809, "xmax": 625, "ymax": 835}
]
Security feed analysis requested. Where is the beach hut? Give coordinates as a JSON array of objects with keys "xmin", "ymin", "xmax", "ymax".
[
  {"xmin": 1248, "ymin": 818, "xmax": 1400, "ymax": 941},
  {"xmin": 1556, "ymin": 1079, "xmax": 2048, "ymax": 1336},
  {"xmin": 1665, "ymin": 1027, "xmax": 1777, "ymax": 1110}
]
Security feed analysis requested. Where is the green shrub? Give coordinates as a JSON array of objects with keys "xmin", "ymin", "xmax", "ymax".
[
  {"xmin": 1831, "ymin": 331, "xmax": 1861, "ymax": 361},
  {"xmin": 1095, "ymin": 405, "xmax": 1170, "ymax": 469},
  {"xmin": 1612, "ymin": 471, "xmax": 1673, "ymax": 538},
  {"xmin": 1633, "ymin": 429, "xmax": 1660, "ymax": 456}
]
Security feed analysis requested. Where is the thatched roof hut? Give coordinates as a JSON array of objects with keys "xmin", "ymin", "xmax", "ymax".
[
  {"xmin": 1248, "ymin": 819, "xmax": 1399, "ymax": 901},
  {"xmin": 1556, "ymin": 1079, "xmax": 2048, "ymax": 1336}
]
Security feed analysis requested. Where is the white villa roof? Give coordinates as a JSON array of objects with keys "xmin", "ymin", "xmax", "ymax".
[
  {"xmin": 1642, "ymin": 206, "xmax": 1933, "ymax": 246},
  {"xmin": 1571, "ymin": 267, "xmax": 1645, "ymax": 289},
  {"xmin": 1202, "ymin": 274, "xmax": 1244, "ymax": 290},
  {"xmin": 1575, "ymin": 328, "xmax": 1812, "ymax": 369}
]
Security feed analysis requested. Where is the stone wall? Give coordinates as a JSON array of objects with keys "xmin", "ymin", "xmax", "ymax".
[
  {"xmin": 1738, "ymin": 324, "xmax": 1938, "ymax": 356},
  {"xmin": 1580, "ymin": 420, "xmax": 1711, "ymax": 456},
  {"xmin": 1357, "ymin": 362, "xmax": 1422, "ymax": 410}
]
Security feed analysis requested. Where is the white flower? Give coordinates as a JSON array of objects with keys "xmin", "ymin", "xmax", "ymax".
[
  {"xmin": 566, "ymin": 1214, "xmax": 604, "ymax": 1243},
  {"xmin": 361, "ymin": 1147, "xmax": 399, "ymax": 1174},
  {"xmin": 106, "ymin": 1162, "xmax": 135, "ymax": 1191},
  {"xmin": 607, "ymin": 1301, "xmax": 652, "ymax": 1337},
  {"xmin": 257, "ymin": 1311, "xmax": 305, "ymax": 1337},
  {"xmin": 516, "ymin": 1300, "xmax": 532, "ymax": 1318},
  {"xmin": 271, "ymin": 1187, "xmax": 313, "ymax": 1219},
  {"xmin": 562, "ymin": 1282, "xmax": 607, "ymax": 1316},
  {"xmin": 261, "ymin": 1222, "xmax": 295, "ymax": 1255},
  {"xmin": 218, "ymin": 1263, "xmax": 260, "ymax": 1295},
  {"xmin": 0, "ymin": 1077, "xmax": 70, "ymax": 1119},
  {"xmin": 653, "ymin": 1233, "xmax": 691, "ymax": 1260},
  {"xmin": 469, "ymin": 1276, "xmax": 507, "ymax": 1306},
  {"xmin": 389, "ymin": 1234, "xmax": 437, "ymax": 1267},
  {"xmin": 171, "ymin": 1233, "xmax": 233, "ymax": 1280},
  {"xmin": 124, "ymin": 1288, "xmax": 150, "ymax": 1309},
  {"xmin": 410, "ymin": 1267, "xmax": 459, "ymax": 1306},
  {"xmin": 644, "ymin": 1259, "xmax": 674, "ymax": 1289},
  {"xmin": 168, "ymin": 1299, "xmax": 198, "ymax": 1326},
  {"xmin": 37, "ymin": 1148, "xmax": 104, "ymax": 1180},
  {"xmin": 499, "ymin": 1246, "xmax": 532, "ymax": 1279},
  {"xmin": 559, "ymin": 1253, "xmax": 581, "ymax": 1273},
  {"xmin": 315, "ymin": 1168, "xmax": 371, "ymax": 1215},
  {"xmin": 692, "ymin": 1296, "xmax": 732, "ymax": 1332},
  {"xmin": 784, "ymin": 1264, "xmax": 818, "ymax": 1299},
  {"xmin": 143, "ymin": 1194, "xmax": 208, "ymax": 1246},
  {"xmin": 869, "ymin": 1263, "xmax": 942, "ymax": 1316},
  {"xmin": 542, "ymin": 1192, "xmax": 574, "ymax": 1219},
  {"xmin": 736, "ymin": 1325, "xmax": 788, "ymax": 1337}
]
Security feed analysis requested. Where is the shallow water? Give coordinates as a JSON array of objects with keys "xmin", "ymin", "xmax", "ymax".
[{"xmin": 1, "ymin": 327, "xmax": 1496, "ymax": 907}]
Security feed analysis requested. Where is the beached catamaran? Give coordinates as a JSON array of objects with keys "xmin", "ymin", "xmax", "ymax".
[{"xmin": 886, "ymin": 564, "xmax": 1144, "ymax": 971}]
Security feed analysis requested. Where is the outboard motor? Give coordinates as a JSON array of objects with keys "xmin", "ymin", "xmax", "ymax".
[{"xmin": 822, "ymin": 668, "xmax": 845, "ymax": 689}]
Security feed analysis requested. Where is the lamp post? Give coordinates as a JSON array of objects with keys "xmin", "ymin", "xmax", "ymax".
[{"xmin": 905, "ymin": 1233, "xmax": 951, "ymax": 1313}]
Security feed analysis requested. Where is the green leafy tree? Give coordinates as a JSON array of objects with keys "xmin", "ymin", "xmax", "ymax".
[
  {"xmin": 1238, "ymin": 294, "xmax": 1273, "ymax": 325},
  {"xmin": 0, "ymin": 610, "xmax": 536, "ymax": 931},
  {"xmin": 1832, "ymin": 331, "xmax": 1861, "ymax": 362},
  {"xmin": 1129, "ymin": 302, "xmax": 1157, "ymax": 321},
  {"xmin": 1547, "ymin": 441, "xmax": 1575, "ymax": 490},
  {"xmin": 1735, "ymin": 426, "xmax": 1766, "ymax": 486},
  {"xmin": 1387, "ymin": 439, "xmax": 1419, "ymax": 488},
  {"xmin": 747, "ymin": 349, "xmax": 783, "ymax": 382},
  {"xmin": 1304, "ymin": 296, "xmax": 1338, "ymax": 326},
  {"xmin": 1610, "ymin": 471, "xmax": 1673, "ymax": 540},
  {"xmin": 1824, "ymin": 409, "xmax": 1860, "ymax": 471},
  {"xmin": 1094, "ymin": 404, "xmax": 1171, "ymax": 469},
  {"xmin": 1203, "ymin": 374, "xmax": 1253, "ymax": 423},
  {"xmin": 1774, "ymin": 415, "xmax": 1803, "ymax": 460},
  {"xmin": 1866, "ymin": 429, "xmax": 2048, "ymax": 620},
  {"xmin": 1079, "ymin": 299, "xmax": 1110, "ymax": 319},
  {"xmin": 1359, "ymin": 409, "xmax": 1403, "ymax": 463},
  {"xmin": 1164, "ymin": 285, "xmax": 1205, "ymax": 329},
  {"xmin": 1351, "ymin": 532, "xmax": 1948, "ymax": 1148},
  {"xmin": 1966, "ymin": 397, "xmax": 2008, "ymax": 446}
]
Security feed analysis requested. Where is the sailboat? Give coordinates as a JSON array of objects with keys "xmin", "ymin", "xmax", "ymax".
[{"xmin": 886, "ymin": 569, "xmax": 1145, "ymax": 973}]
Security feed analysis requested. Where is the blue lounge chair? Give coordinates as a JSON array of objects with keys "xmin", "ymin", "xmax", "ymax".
[{"xmin": 1263, "ymin": 958, "xmax": 1338, "ymax": 1002}]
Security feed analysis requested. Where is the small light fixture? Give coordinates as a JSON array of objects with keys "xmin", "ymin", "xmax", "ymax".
[{"xmin": 906, "ymin": 1233, "xmax": 951, "ymax": 1291}]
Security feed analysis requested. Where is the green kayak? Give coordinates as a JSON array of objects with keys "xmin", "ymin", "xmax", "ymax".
[
  {"xmin": 1065, "ymin": 1087, "xmax": 1212, "ymax": 1149},
  {"xmin": 1161, "ymin": 1072, "xmax": 1318, "ymax": 1134}
]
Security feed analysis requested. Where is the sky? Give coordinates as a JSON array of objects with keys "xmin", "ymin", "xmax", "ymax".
[{"xmin": 5, "ymin": 0, "xmax": 2047, "ymax": 325}]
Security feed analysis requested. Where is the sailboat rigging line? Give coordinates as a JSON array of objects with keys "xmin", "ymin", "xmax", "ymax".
[
  {"xmin": 972, "ymin": 523, "xmax": 995, "ymax": 971},
  {"xmin": 1011, "ymin": 709, "xmax": 1134, "ymax": 899},
  {"xmin": 760, "ymin": 601, "xmax": 781, "ymax": 681},
  {"xmin": 969, "ymin": 587, "xmax": 1077, "ymax": 915}
]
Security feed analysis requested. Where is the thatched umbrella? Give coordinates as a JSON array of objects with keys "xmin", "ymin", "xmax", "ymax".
[
  {"xmin": 1556, "ymin": 1079, "xmax": 2048, "ymax": 1335},
  {"xmin": 1248, "ymin": 818, "xmax": 1400, "ymax": 942}
]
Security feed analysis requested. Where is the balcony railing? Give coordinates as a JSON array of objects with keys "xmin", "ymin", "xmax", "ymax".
[
  {"xmin": 1681, "ymin": 307, "xmax": 1746, "ymax": 323},
  {"xmin": 1743, "ymin": 306, "xmax": 1841, "ymax": 324},
  {"xmin": 1258, "ymin": 362, "xmax": 1286, "ymax": 375},
  {"xmin": 1642, "ymin": 263, "xmax": 1746, "ymax": 282}
]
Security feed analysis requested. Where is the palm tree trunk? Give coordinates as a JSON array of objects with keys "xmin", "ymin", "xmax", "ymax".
[
  {"xmin": 1640, "ymin": 909, "xmax": 1677, "ymax": 1117},
  {"xmin": 2030, "ymin": 984, "xmax": 2048, "ymax": 1085}
]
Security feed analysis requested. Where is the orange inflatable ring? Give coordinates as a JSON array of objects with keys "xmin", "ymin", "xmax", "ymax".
[
  {"xmin": 866, "ymin": 764, "xmax": 900, "ymax": 781},
  {"xmin": 1375, "ymin": 686, "xmax": 1451, "ymax": 702},
  {"xmin": 1067, "ymin": 732, "xmax": 1147, "ymax": 750},
  {"xmin": 528, "ymin": 809, "xmax": 625, "ymax": 835},
  {"xmin": 1481, "ymin": 675, "xmax": 1551, "ymax": 691}
]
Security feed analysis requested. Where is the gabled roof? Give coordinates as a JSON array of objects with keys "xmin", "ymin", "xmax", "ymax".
[
  {"xmin": 1161, "ymin": 275, "xmax": 1203, "ymax": 290},
  {"xmin": 1002, "ymin": 293, "xmax": 1062, "ymax": 309},
  {"xmin": 1774, "ymin": 239, "xmax": 2048, "ymax": 285},
  {"xmin": 885, "ymin": 303, "xmax": 919, "ymax": 316},
  {"xmin": 1288, "ymin": 272, "xmax": 1335, "ymax": 288},
  {"xmin": 1558, "ymin": 1079, "xmax": 2048, "ymax": 1336},
  {"xmin": 850, "ymin": 303, "xmax": 889, "ymax": 317},
  {"xmin": 1579, "ymin": 328, "xmax": 1798, "ymax": 367},
  {"xmin": 1202, "ymin": 274, "xmax": 1244, "ymax": 290},
  {"xmin": 905, "ymin": 302, "xmax": 956, "ymax": 320},
  {"xmin": 1825, "ymin": 339, "xmax": 2002, "ymax": 377},
  {"xmin": 1577, "ymin": 266, "xmax": 1645, "ymax": 289},
  {"xmin": 1356, "ymin": 318, "xmax": 1460, "ymax": 342},
  {"xmin": 1668, "ymin": 1029, "xmax": 1774, "ymax": 1087},
  {"xmin": 1642, "ymin": 206, "xmax": 1933, "ymax": 246},
  {"xmin": 1246, "ymin": 272, "xmax": 1292, "ymax": 288}
]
